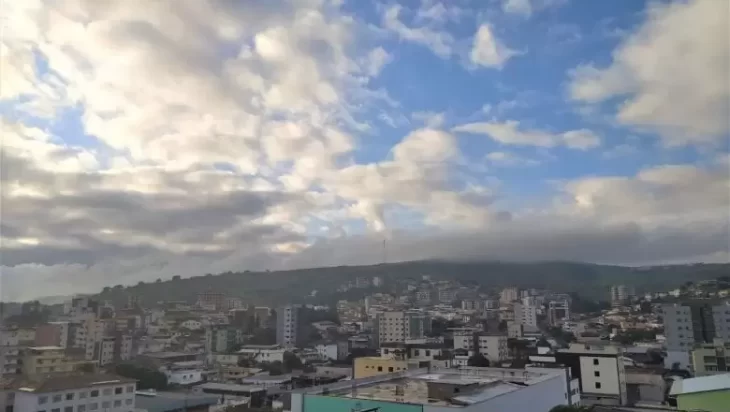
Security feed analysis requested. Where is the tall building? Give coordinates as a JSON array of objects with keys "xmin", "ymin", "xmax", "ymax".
[
  {"xmin": 547, "ymin": 295, "xmax": 571, "ymax": 326},
  {"xmin": 205, "ymin": 325, "xmax": 243, "ymax": 354},
  {"xmin": 197, "ymin": 290, "xmax": 226, "ymax": 310},
  {"xmin": 500, "ymin": 287, "xmax": 519, "ymax": 304},
  {"xmin": 610, "ymin": 285, "xmax": 634, "ymax": 307},
  {"xmin": 690, "ymin": 339, "xmax": 730, "ymax": 376},
  {"xmin": 662, "ymin": 301, "xmax": 730, "ymax": 369},
  {"xmin": 375, "ymin": 310, "xmax": 431, "ymax": 346},
  {"xmin": 513, "ymin": 301, "xmax": 538, "ymax": 329},
  {"xmin": 276, "ymin": 305, "xmax": 300, "ymax": 348}
]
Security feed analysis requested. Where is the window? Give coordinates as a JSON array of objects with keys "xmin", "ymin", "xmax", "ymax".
[
  {"xmin": 52, "ymin": 394, "xmax": 62, "ymax": 403},
  {"xmin": 125, "ymin": 399, "xmax": 133, "ymax": 405},
  {"xmin": 594, "ymin": 371, "xmax": 600, "ymax": 377},
  {"xmin": 414, "ymin": 349, "xmax": 420, "ymax": 356},
  {"xmin": 90, "ymin": 390, "xmax": 99, "ymax": 398},
  {"xmin": 593, "ymin": 359, "xmax": 599, "ymax": 365},
  {"xmin": 377, "ymin": 366, "xmax": 383, "ymax": 372},
  {"xmin": 425, "ymin": 350, "xmax": 431, "ymax": 356},
  {"xmin": 101, "ymin": 402, "xmax": 110, "ymax": 409},
  {"xmin": 102, "ymin": 389, "xmax": 112, "ymax": 396},
  {"xmin": 388, "ymin": 367, "xmax": 394, "ymax": 372},
  {"xmin": 39, "ymin": 397, "xmax": 48, "ymax": 405},
  {"xmin": 88, "ymin": 404, "xmax": 98, "ymax": 411},
  {"xmin": 65, "ymin": 393, "xmax": 73, "ymax": 401},
  {"xmin": 113, "ymin": 400, "xmax": 121, "ymax": 407},
  {"xmin": 51, "ymin": 409, "xmax": 60, "ymax": 412},
  {"xmin": 77, "ymin": 406, "xmax": 86, "ymax": 412},
  {"xmin": 64, "ymin": 408, "xmax": 73, "ymax": 412},
  {"xmin": 79, "ymin": 392, "xmax": 87, "ymax": 399},
  {"xmin": 595, "ymin": 383, "xmax": 602, "ymax": 389},
  {"xmin": 115, "ymin": 387, "xmax": 123, "ymax": 395}
]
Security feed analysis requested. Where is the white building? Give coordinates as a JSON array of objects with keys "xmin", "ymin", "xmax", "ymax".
[
  {"xmin": 276, "ymin": 305, "xmax": 299, "ymax": 348},
  {"xmin": 13, "ymin": 374, "xmax": 136, "ymax": 412},
  {"xmin": 476, "ymin": 334, "xmax": 509, "ymax": 363},
  {"xmin": 162, "ymin": 361, "xmax": 205, "ymax": 385},
  {"xmin": 237, "ymin": 344, "xmax": 287, "ymax": 363},
  {"xmin": 372, "ymin": 276, "xmax": 383, "ymax": 287},
  {"xmin": 662, "ymin": 301, "xmax": 730, "ymax": 370},
  {"xmin": 513, "ymin": 301, "xmax": 538, "ymax": 329},
  {"xmin": 500, "ymin": 287, "xmax": 519, "ymax": 304},
  {"xmin": 314, "ymin": 342, "xmax": 347, "ymax": 361},
  {"xmin": 180, "ymin": 319, "xmax": 203, "ymax": 330}
]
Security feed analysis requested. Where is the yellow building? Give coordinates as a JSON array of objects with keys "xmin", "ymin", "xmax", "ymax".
[
  {"xmin": 353, "ymin": 357, "xmax": 408, "ymax": 379},
  {"xmin": 21, "ymin": 346, "xmax": 93, "ymax": 376},
  {"xmin": 691, "ymin": 340, "xmax": 730, "ymax": 376}
]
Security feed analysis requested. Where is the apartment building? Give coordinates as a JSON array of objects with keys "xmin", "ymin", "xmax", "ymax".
[
  {"xmin": 13, "ymin": 374, "xmax": 136, "ymax": 412},
  {"xmin": 500, "ymin": 287, "xmax": 519, "ymax": 304},
  {"xmin": 276, "ymin": 305, "xmax": 300, "ymax": 348},
  {"xmin": 553, "ymin": 343, "xmax": 628, "ymax": 406},
  {"xmin": 375, "ymin": 311, "xmax": 431, "ymax": 346},
  {"xmin": 21, "ymin": 346, "xmax": 92, "ymax": 376},
  {"xmin": 205, "ymin": 325, "xmax": 244, "ymax": 354},
  {"xmin": 513, "ymin": 301, "xmax": 538, "ymax": 329},
  {"xmin": 691, "ymin": 339, "xmax": 730, "ymax": 376},
  {"xmin": 662, "ymin": 301, "xmax": 730, "ymax": 369}
]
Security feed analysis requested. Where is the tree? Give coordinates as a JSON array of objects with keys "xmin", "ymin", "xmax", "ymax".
[
  {"xmin": 466, "ymin": 353, "xmax": 490, "ymax": 367},
  {"xmin": 283, "ymin": 351, "xmax": 304, "ymax": 371},
  {"xmin": 114, "ymin": 364, "xmax": 167, "ymax": 390}
]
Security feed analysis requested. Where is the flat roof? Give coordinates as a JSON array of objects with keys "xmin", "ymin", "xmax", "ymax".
[
  {"xmin": 16, "ymin": 374, "xmax": 135, "ymax": 393},
  {"xmin": 135, "ymin": 391, "xmax": 219, "ymax": 412},
  {"xmin": 670, "ymin": 373, "xmax": 730, "ymax": 396},
  {"xmin": 196, "ymin": 382, "xmax": 266, "ymax": 393},
  {"xmin": 27, "ymin": 346, "xmax": 65, "ymax": 351},
  {"xmin": 142, "ymin": 351, "xmax": 198, "ymax": 359}
]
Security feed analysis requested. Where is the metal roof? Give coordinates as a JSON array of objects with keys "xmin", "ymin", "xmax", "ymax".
[{"xmin": 669, "ymin": 373, "xmax": 730, "ymax": 396}]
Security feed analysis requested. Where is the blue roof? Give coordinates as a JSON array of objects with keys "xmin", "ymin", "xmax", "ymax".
[{"xmin": 135, "ymin": 392, "xmax": 220, "ymax": 412}]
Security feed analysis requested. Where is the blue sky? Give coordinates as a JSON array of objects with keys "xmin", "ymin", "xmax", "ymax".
[{"xmin": 1, "ymin": 0, "xmax": 728, "ymax": 299}]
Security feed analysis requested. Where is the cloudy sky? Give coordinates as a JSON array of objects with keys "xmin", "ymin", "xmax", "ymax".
[{"xmin": 2, "ymin": 0, "xmax": 728, "ymax": 301}]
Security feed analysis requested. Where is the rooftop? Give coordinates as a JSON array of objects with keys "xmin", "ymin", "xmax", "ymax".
[
  {"xmin": 16, "ymin": 374, "xmax": 135, "ymax": 393},
  {"xmin": 295, "ymin": 367, "xmax": 562, "ymax": 407},
  {"xmin": 669, "ymin": 373, "xmax": 730, "ymax": 396},
  {"xmin": 135, "ymin": 391, "xmax": 219, "ymax": 412},
  {"xmin": 26, "ymin": 346, "xmax": 65, "ymax": 351},
  {"xmin": 142, "ymin": 351, "xmax": 198, "ymax": 359},
  {"xmin": 196, "ymin": 382, "xmax": 267, "ymax": 393}
]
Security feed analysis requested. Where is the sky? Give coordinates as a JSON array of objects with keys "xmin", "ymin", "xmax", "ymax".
[{"xmin": 1, "ymin": 0, "xmax": 729, "ymax": 301}]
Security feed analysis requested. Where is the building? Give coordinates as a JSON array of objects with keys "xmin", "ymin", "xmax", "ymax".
[
  {"xmin": 669, "ymin": 373, "xmax": 730, "ymax": 412},
  {"xmin": 64, "ymin": 297, "xmax": 100, "ymax": 320},
  {"xmin": 461, "ymin": 299, "xmax": 481, "ymax": 311},
  {"xmin": 438, "ymin": 288, "xmax": 457, "ymax": 304},
  {"xmin": 691, "ymin": 339, "xmax": 730, "ymax": 376},
  {"xmin": 21, "ymin": 346, "xmax": 92, "ymax": 376},
  {"xmin": 415, "ymin": 289, "xmax": 432, "ymax": 304},
  {"xmin": 372, "ymin": 276, "xmax": 383, "ymax": 287},
  {"xmin": 610, "ymin": 285, "xmax": 633, "ymax": 307},
  {"xmin": 197, "ymin": 290, "xmax": 226, "ymax": 310},
  {"xmin": 254, "ymin": 307, "xmax": 272, "ymax": 329},
  {"xmin": 205, "ymin": 325, "xmax": 243, "ymax": 354},
  {"xmin": 375, "ymin": 310, "xmax": 431, "ymax": 346},
  {"xmin": 12, "ymin": 373, "xmax": 136, "ymax": 412},
  {"xmin": 662, "ymin": 301, "xmax": 730, "ymax": 370},
  {"xmin": 547, "ymin": 295, "xmax": 571, "ymax": 326},
  {"xmin": 353, "ymin": 357, "xmax": 408, "ymax": 378},
  {"xmin": 135, "ymin": 390, "xmax": 219, "ymax": 412},
  {"xmin": 550, "ymin": 342, "xmax": 628, "ymax": 406},
  {"xmin": 193, "ymin": 382, "xmax": 267, "ymax": 407},
  {"xmin": 500, "ymin": 287, "xmax": 519, "ymax": 304},
  {"xmin": 314, "ymin": 342, "xmax": 348, "ymax": 361},
  {"xmin": 276, "ymin": 305, "xmax": 300, "ymax": 348},
  {"xmin": 513, "ymin": 301, "xmax": 538, "ymax": 329},
  {"xmin": 237, "ymin": 344, "xmax": 287, "ymax": 363},
  {"xmin": 293, "ymin": 366, "xmax": 575, "ymax": 412},
  {"xmin": 451, "ymin": 329, "xmax": 508, "ymax": 363},
  {"xmin": 160, "ymin": 361, "xmax": 205, "ymax": 386},
  {"xmin": 35, "ymin": 322, "xmax": 72, "ymax": 348}
]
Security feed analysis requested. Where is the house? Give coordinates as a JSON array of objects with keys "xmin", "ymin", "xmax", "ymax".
[{"xmin": 13, "ymin": 373, "xmax": 136, "ymax": 412}]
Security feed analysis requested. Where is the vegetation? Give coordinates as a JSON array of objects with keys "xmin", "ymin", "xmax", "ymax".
[
  {"xmin": 86, "ymin": 261, "xmax": 730, "ymax": 308},
  {"xmin": 466, "ymin": 353, "xmax": 490, "ymax": 367},
  {"xmin": 612, "ymin": 329, "xmax": 659, "ymax": 345},
  {"xmin": 113, "ymin": 363, "xmax": 168, "ymax": 390}
]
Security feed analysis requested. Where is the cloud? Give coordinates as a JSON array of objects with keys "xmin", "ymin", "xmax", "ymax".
[
  {"xmin": 453, "ymin": 120, "xmax": 601, "ymax": 149},
  {"xmin": 569, "ymin": 0, "xmax": 730, "ymax": 146},
  {"xmin": 469, "ymin": 24, "xmax": 520, "ymax": 69},
  {"xmin": 382, "ymin": 5, "xmax": 454, "ymax": 58},
  {"xmin": 502, "ymin": 0, "xmax": 532, "ymax": 17},
  {"xmin": 365, "ymin": 47, "xmax": 393, "ymax": 76},
  {"xmin": 485, "ymin": 151, "xmax": 540, "ymax": 167}
]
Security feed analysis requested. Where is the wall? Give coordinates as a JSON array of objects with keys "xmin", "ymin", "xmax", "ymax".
[
  {"xmin": 677, "ymin": 390, "xmax": 730, "ymax": 412},
  {"xmin": 579, "ymin": 356, "xmax": 620, "ymax": 396},
  {"xmin": 354, "ymin": 357, "xmax": 408, "ymax": 378},
  {"xmin": 303, "ymin": 395, "xmax": 423, "ymax": 412}
]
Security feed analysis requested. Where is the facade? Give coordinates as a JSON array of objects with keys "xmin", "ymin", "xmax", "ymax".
[
  {"xmin": 197, "ymin": 291, "xmax": 226, "ymax": 310},
  {"xmin": 670, "ymin": 373, "xmax": 730, "ymax": 412},
  {"xmin": 662, "ymin": 301, "xmax": 730, "ymax": 369},
  {"xmin": 35, "ymin": 322, "xmax": 72, "ymax": 348},
  {"xmin": 353, "ymin": 357, "xmax": 408, "ymax": 378},
  {"xmin": 500, "ymin": 287, "xmax": 519, "ymax": 304},
  {"xmin": 21, "ymin": 346, "xmax": 91, "ymax": 376},
  {"xmin": 375, "ymin": 311, "xmax": 431, "ymax": 346},
  {"xmin": 237, "ymin": 344, "xmax": 286, "ymax": 363},
  {"xmin": 610, "ymin": 285, "xmax": 633, "ymax": 307},
  {"xmin": 552, "ymin": 343, "xmax": 628, "ymax": 406},
  {"xmin": 206, "ymin": 325, "xmax": 243, "ymax": 354},
  {"xmin": 513, "ymin": 301, "xmax": 538, "ymax": 329},
  {"xmin": 293, "ymin": 366, "xmax": 573, "ymax": 412},
  {"xmin": 691, "ymin": 339, "xmax": 730, "ymax": 376},
  {"xmin": 476, "ymin": 334, "xmax": 509, "ymax": 362},
  {"xmin": 276, "ymin": 305, "xmax": 300, "ymax": 348},
  {"xmin": 547, "ymin": 297, "xmax": 571, "ymax": 326},
  {"xmin": 13, "ymin": 374, "xmax": 136, "ymax": 412}
]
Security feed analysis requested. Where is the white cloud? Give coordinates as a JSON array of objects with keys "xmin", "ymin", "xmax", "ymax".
[
  {"xmin": 382, "ymin": 4, "xmax": 454, "ymax": 58},
  {"xmin": 453, "ymin": 120, "xmax": 601, "ymax": 149},
  {"xmin": 486, "ymin": 151, "xmax": 539, "ymax": 167},
  {"xmin": 412, "ymin": 111, "xmax": 446, "ymax": 128},
  {"xmin": 569, "ymin": 0, "xmax": 730, "ymax": 146},
  {"xmin": 502, "ymin": 0, "xmax": 532, "ymax": 17},
  {"xmin": 365, "ymin": 47, "xmax": 393, "ymax": 76},
  {"xmin": 469, "ymin": 24, "xmax": 520, "ymax": 69}
]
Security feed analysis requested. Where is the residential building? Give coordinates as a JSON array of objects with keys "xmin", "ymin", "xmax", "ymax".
[
  {"xmin": 21, "ymin": 346, "xmax": 92, "ymax": 376},
  {"xmin": 438, "ymin": 288, "xmax": 457, "ymax": 304},
  {"xmin": 35, "ymin": 322, "xmax": 72, "ymax": 348},
  {"xmin": 547, "ymin": 295, "xmax": 571, "ymax": 326},
  {"xmin": 160, "ymin": 361, "xmax": 205, "ymax": 386},
  {"xmin": 476, "ymin": 334, "xmax": 509, "ymax": 363},
  {"xmin": 415, "ymin": 289, "xmax": 431, "ymax": 304},
  {"xmin": 375, "ymin": 310, "xmax": 431, "ymax": 346},
  {"xmin": 64, "ymin": 297, "xmax": 100, "ymax": 320},
  {"xmin": 513, "ymin": 301, "xmax": 538, "ymax": 329},
  {"xmin": 500, "ymin": 287, "xmax": 519, "ymax": 304},
  {"xmin": 197, "ymin": 290, "xmax": 226, "ymax": 310},
  {"xmin": 691, "ymin": 339, "xmax": 730, "ymax": 376},
  {"xmin": 293, "ymin": 366, "xmax": 575, "ymax": 412},
  {"xmin": 276, "ymin": 305, "xmax": 300, "ymax": 348},
  {"xmin": 461, "ymin": 299, "xmax": 481, "ymax": 311},
  {"xmin": 662, "ymin": 301, "xmax": 730, "ymax": 370},
  {"xmin": 508, "ymin": 322, "xmax": 524, "ymax": 338},
  {"xmin": 314, "ymin": 341, "xmax": 348, "ymax": 361},
  {"xmin": 669, "ymin": 373, "xmax": 730, "ymax": 412},
  {"xmin": 353, "ymin": 357, "xmax": 408, "ymax": 378},
  {"xmin": 135, "ymin": 391, "xmax": 219, "ymax": 412},
  {"xmin": 236, "ymin": 344, "xmax": 286, "ymax": 363},
  {"xmin": 13, "ymin": 373, "xmax": 136, "ymax": 412},
  {"xmin": 550, "ymin": 342, "xmax": 628, "ymax": 406},
  {"xmin": 372, "ymin": 276, "xmax": 383, "ymax": 287},
  {"xmin": 205, "ymin": 325, "xmax": 243, "ymax": 354}
]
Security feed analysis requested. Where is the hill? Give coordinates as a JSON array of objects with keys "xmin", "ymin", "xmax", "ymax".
[{"xmin": 92, "ymin": 261, "xmax": 730, "ymax": 308}]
